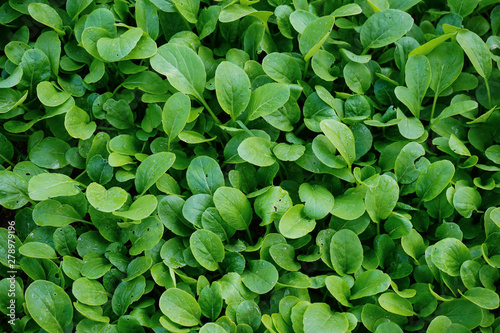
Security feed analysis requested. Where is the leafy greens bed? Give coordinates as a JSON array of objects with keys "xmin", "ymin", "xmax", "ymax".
[{"xmin": 1, "ymin": 0, "xmax": 500, "ymax": 332}]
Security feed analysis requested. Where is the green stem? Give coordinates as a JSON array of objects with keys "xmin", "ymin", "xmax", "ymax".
[
  {"xmin": 277, "ymin": 160, "xmax": 290, "ymax": 180},
  {"xmin": 21, "ymin": 193, "xmax": 37, "ymax": 206},
  {"xmin": 376, "ymin": 222, "xmax": 381, "ymax": 235},
  {"xmin": 245, "ymin": 227, "xmax": 253, "ymax": 245},
  {"xmin": 112, "ymin": 83, "xmax": 123, "ymax": 95},
  {"xmin": 294, "ymin": 123, "xmax": 306, "ymax": 136},
  {"xmin": 484, "ymin": 77, "xmax": 492, "ymax": 109},
  {"xmin": 236, "ymin": 120, "xmax": 255, "ymax": 137},
  {"xmin": 0, "ymin": 152, "xmax": 15, "ymax": 167},
  {"xmin": 74, "ymin": 170, "xmax": 87, "ymax": 182},
  {"xmin": 430, "ymin": 91, "xmax": 439, "ymax": 125},
  {"xmin": 303, "ymin": 59, "xmax": 309, "ymax": 80},
  {"xmin": 76, "ymin": 181, "xmax": 87, "ymax": 189},
  {"xmin": 198, "ymin": 97, "xmax": 221, "ymax": 125}
]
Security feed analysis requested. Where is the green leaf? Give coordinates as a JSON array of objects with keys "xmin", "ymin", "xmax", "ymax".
[
  {"xmin": 432, "ymin": 100, "xmax": 478, "ymax": 124},
  {"xmin": 113, "ymin": 195, "xmax": 158, "ymax": 220},
  {"xmin": 248, "ymin": 83, "xmax": 290, "ymax": 121},
  {"xmin": 0, "ymin": 67, "xmax": 23, "ymax": 88},
  {"xmin": 241, "ymin": 260, "xmax": 279, "ymax": 294},
  {"xmin": 32, "ymin": 199, "xmax": 83, "ymax": 226},
  {"xmin": 28, "ymin": 173, "xmax": 80, "ymax": 201},
  {"xmin": 360, "ymin": 9, "xmax": 413, "ymax": 49},
  {"xmin": 0, "ymin": 170, "xmax": 29, "ymax": 209},
  {"xmin": 428, "ymin": 42, "xmax": 464, "ymax": 95},
  {"xmin": 36, "ymin": 81, "xmax": 71, "ymax": 107},
  {"xmin": 254, "ymin": 186, "xmax": 293, "ymax": 226},
  {"xmin": 263, "ymin": 52, "xmax": 302, "ymax": 84},
  {"xmin": 416, "ymin": 160, "xmax": 455, "ymax": 202},
  {"xmin": 298, "ymin": 183, "xmax": 334, "ymax": 219},
  {"xmin": 350, "ymin": 269, "xmax": 391, "ymax": 299},
  {"xmin": 330, "ymin": 190, "xmax": 365, "ymax": 220},
  {"xmin": 122, "ymin": 71, "xmax": 168, "ymax": 94},
  {"xmin": 485, "ymin": 145, "xmax": 500, "ymax": 164},
  {"xmin": 269, "ymin": 243, "xmax": 301, "ymax": 271},
  {"xmin": 452, "ymin": 186, "xmax": 481, "ymax": 218},
  {"xmin": 162, "ymin": 92, "xmax": 190, "ymax": 146},
  {"xmin": 28, "ymin": 3, "xmax": 64, "ymax": 34},
  {"xmin": 73, "ymin": 278, "xmax": 109, "ymax": 306},
  {"xmin": 320, "ymin": 119, "xmax": 356, "ymax": 168},
  {"xmin": 365, "ymin": 175, "xmax": 399, "ymax": 223},
  {"xmin": 311, "ymin": 50, "xmax": 337, "ymax": 81},
  {"xmin": 238, "ymin": 137, "xmax": 276, "ymax": 167},
  {"xmin": 112, "ymin": 276, "xmax": 146, "ymax": 316},
  {"xmin": 325, "ymin": 275, "xmax": 352, "ymax": 307},
  {"xmin": 190, "ymin": 229, "xmax": 225, "ymax": 271},
  {"xmin": 447, "ymin": 0, "xmax": 479, "ymax": 17},
  {"xmin": 396, "ymin": 109, "xmax": 425, "ymax": 140},
  {"xmin": 395, "ymin": 142, "xmax": 425, "ymax": 184},
  {"xmin": 97, "ymin": 28, "xmax": 143, "ymax": 62},
  {"xmin": 172, "ymin": 0, "xmax": 200, "ymax": 23},
  {"xmin": 299, "ymin": 16, "xmax": 335, "ymax": 61},
  {"xmin": 86, "ymin": 182, "xmax": 128, "ymax": 213},
  {"xmin": 273, "ymin": 143, "xmax": 305, "ymax": 162},
  {"xmin": 103, "ymin": 99, "xmax": 134, "ymax": 129},
  {"xmin": 151, "ymin": 44, "xmax": 206, "ymax": 100},
  {"xmin": 213, "ymin": 186, "xmax": 253, "ymax": 231},
  {"xmin": 200, "ymin": 323, "xmax": 227, "ymax": 333},
  {"xmin": 430, "ymin": 238, "xmax": 471, "ymax": 276},
  {"xmin": 160, "ymin": 288, "xmax": 202, "ymax": 326},
  {"xmin": 456, "ymin": 30, "xmax": 492, "ymax": 79},
  {"xmin": 462, "ymin": 287, "xmax": 500, "ymax": 310},
  {"xmin": 215, "ymin": 61, "xmax": 251, "ymax": 120},
  {"xmin": 19, "ymin": 49, "xmax": 51, "ymax": 92},
  {"xmin": 186, "ymin": 156, "xmax": 224, "ymax": 195},
  {"xmin": 25, "ymin": 281, "xmax": 73, "ymax": 333},
  {"xmin": 344, "ymin": 62, "xmax": 371, "ymax": 94},
  {"xmin": 199, "ymin": 283, "xmax": 223, "ymax": 321},
  {"xmin": 19, "ymin": 242, "xmax": 57, "ymax": 259},
  {"xmin": 65, "ymin": 106, "xmax": 96, "ymax": 140},
  {"xmin": 434, "ymin": 299, "xmax": 482, "ymax": 330},
  {"xmin": 66, "ymin": 0, "xmax": 93, "ymax": 19},
  {"xmin": 135, "ymin": 152, "xmax": 176, "ymax": 195},
  {"xmin": 303, "ymin": 303, "xmax": 349, "ymax": 333},
  {"xmin": 279, "ymin": 204, "xmax": 316, "ymax": 239},
  {"xmin": 53, "ymin": 226, "xmax": 77, "ymax": 256},
  {"xmin": 378, "ymin": 293, "xmax": 415, "ymax": 316},
  {"xmin": 29, "ymin": 137, "xmax": 70, "ymax": 169},
  {"xmin": 330, "ymin": 229, "xmax": 363, "ymax": 275}
]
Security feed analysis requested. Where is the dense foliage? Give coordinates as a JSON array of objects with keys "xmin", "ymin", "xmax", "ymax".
[{"xmin": 1, "ymin": 0, "xmax": 500, "ymax": 332}]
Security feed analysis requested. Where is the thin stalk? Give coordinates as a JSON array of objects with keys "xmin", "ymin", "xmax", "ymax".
[
  {"xmin": 21, "ymin": 193, "xmax": 37, "ymax": 206},
  {"xmin": 303, "ymin": 59, "xmax": 309, "ymax": 80},
  {"xmin": 74, "ymin": 170, "xmax": 87, "ymax": 182},
  {"xmin": 0, "ymin": 153, "xmax": 15, "ymax": 168},
  {"xmin": 277, "ymin": 160, "xmax": 290, "ymax": 180},
  {"xmin": 294, "ymin": 123, "xmax": 306, "ymax": 136},
  {"xmin": 430, "ymin": 91, "xmax": 439, "ymax": 125},
  {"xmin": 484, "ymin": 77, "xmax": 492, "ymax": 109},
  {"xmin": 245, "ymin": 227, "xmax": 253, "ymax": 246},
  {"xmin": 236, "ymin": 120, "xmax": 255, "ymax": 137},
  {"xmin": 198, "ymin": 97, "xmax": 221, "ymax": 125},
  {"xmin": 112, "ymin": 83, "xmax": 123, "ymax": 95},
  {"xmin": 76, "ymin": 181, "xmax": 87, "ymax": 189}
]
